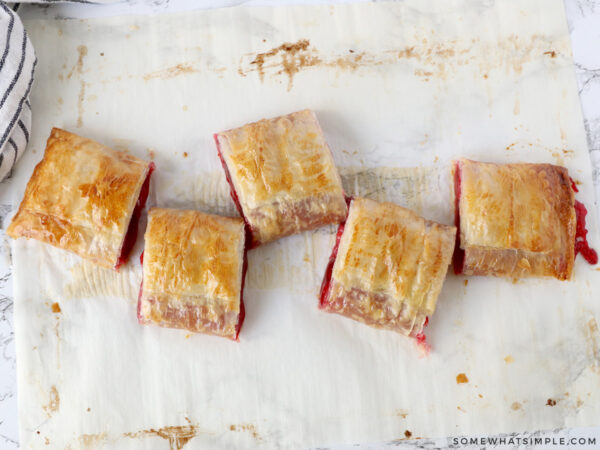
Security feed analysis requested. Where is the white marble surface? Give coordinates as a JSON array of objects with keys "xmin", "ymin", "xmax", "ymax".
[{"xmin": 0, "ymin": 0, "xmax": 599, "ymax": 448}]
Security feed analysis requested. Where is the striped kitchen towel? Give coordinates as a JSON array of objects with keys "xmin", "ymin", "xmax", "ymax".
[{"xmin": 0, "ymin": 2, "xmax": 35, "ymax": 182}]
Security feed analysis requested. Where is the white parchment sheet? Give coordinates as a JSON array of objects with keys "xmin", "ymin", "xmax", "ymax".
[{"xmin": 9, "ymin": 1, "xmax": 600, "ymax": 448}]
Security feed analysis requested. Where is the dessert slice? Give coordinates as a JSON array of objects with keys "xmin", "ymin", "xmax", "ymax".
[
  {"xmin": 138, "ymin": 208, "xmax": 247, "ymax": 340},
  {"xmin": 214, "ymin": 109, "xmax": 348, "ymax": 247},
  {"xmin": 7, "ymin": 128, "xmax": 154, "ymax": 270},
  {"xmin": 320, "ymin": 197, "xmax": 456, "ymax": 340},
  {"xmin": 453, "ymin": 158, "xmax": 595, "ymax": 280}
]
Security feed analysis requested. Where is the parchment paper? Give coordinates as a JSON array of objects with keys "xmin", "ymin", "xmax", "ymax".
[{"xmin": 10, "ymin": 1, "xmax": 600, "ymax": 448}]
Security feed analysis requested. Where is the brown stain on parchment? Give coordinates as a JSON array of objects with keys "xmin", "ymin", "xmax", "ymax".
[
  {"xmin": 504, "ymin": 141, "xmax": 575, "ymax": 163},
  {"xmin": 584, "ymin": 317, "xmax": 600, "ymax": 372},
  {"xmin": 456, "ymin": 373, "xmax": 469, "ymax": 384},
  {"xmin": 143, "ymin": 64, "xmax": 198, "ymax": 81},
  {"xmin": 394, "ymin": 409, "xmax": 408, "ymax": 418},
  {"xmin": 72, "ymin": 421, "xmax": 200, "ymax": 449},
  {"xmin": 504, "ymin": 355, "xmax": 514, "ymax": 364},
  {"xmin": 67, "ymin": 45, "xmax": 88, "ymax": 80},
  {"xmin": 64, "ymin": 261, "xmax": 140, "ymax": 302},
  {"xmin": 249, "ymin": 39, "xmax": 321, "ymax": 91},
  {"xmin": 229, "ymin": 423, "xmax": 262, "ymax": 441},
  {"xmin": 77, "ymin": 81, "xmax": 86, "ymax": 128},
  {"xmin": 125, "ymin": 425, "xmax": 199, "ymax": 450},
  {"xmin": 546, "ymin": 398, "xmax": 557, "ymax": 406},
  {"xmin": 42, "ymin": 386, "xmax": 60, "ymax": 417},
  {"xmin": 66, "ymin": 45, "xmax": 89, "ymax": 128},
  {"xmin": 239, "ymin": 34, "xmax": 561, "ymax": 89},
  {"xmin": 511, "ymin": 401, "xmax": 522, "ymax": 410},
  {"xmin": 51, "ymin": 302, "xmax": 62, "ymax": 313},
  {"xmin": 54, "ymin": 312, "xmax": 61, "ymax": 370},
  {"xmin": 78, "ymin": 432, "xmax": 107, "ymax": 448}
]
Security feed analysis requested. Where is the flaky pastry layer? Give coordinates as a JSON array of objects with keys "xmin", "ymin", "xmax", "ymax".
[
  {"xmin": 139, "ymin": 208, "xmax": 246, "ymax": 339},
  {"xmin": 215, "ymin": 110, "xmax": 347, "ymax": 245},
  {"xmin": 322, "ymin": 197, "xmax": 456, "ymax": 336},
  {"xmin": 456, "ymin": 159, "xmax": 576, "ymax": 279},
  {"xmin": 7, "ymin": 128, "xmax": 151, "ymax": 269}
]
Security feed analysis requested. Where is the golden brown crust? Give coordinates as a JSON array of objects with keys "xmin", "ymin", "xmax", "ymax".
[
  {"xmin": 325, "ymin": 198, "xmax": 456, "ymax": 336},
  {"xmin": 216, "ymin": 110, "xmax": 347, "ymax": 245},
  {"xmin": 7, "ymin": 128, "xmax": 151, "ymax": 269},
  {"xmin": 139, "ymin": 208, "xmax": 245, "ymax": 339},
  {"xmin": 457, "ymin": 159, "xmax": 575, "ymax": 280}
]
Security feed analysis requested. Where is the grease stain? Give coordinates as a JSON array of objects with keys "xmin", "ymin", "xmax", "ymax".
[
  {"xmin": 42, "ymin": 386, "xmax": 60, "ymax": 417},
  {"xmin": 143, "ymin": 64, "xmax": 198, "ymax": 81}
]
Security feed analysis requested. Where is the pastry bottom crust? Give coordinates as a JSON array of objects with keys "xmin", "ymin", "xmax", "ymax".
[
  {"xmin": 137, "ymin": 250, "xmax": 247, "ymax": 341},
  {"xmin": 139, "ymin": 295, "xmax": 241, "ymax": 339},
  {"xmin": 247, "ymin": 192, "xmax": 348, "ymax": 246},
  {"xmin": 321, "ymin": 280, "xmax": 427, "ymax": 337},
  {"xmin": 320, "ymin": 220, "xmax": 427, "ymax": 338},
  {"xmin": 463, "ymin": 246, "xmax": 571, "ymax": 280}
]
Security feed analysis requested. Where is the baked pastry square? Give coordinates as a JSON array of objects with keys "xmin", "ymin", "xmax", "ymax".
[
  {"xmin": 138, "ymin": 208, "xmax": 247, "ymax": 340},
  {"xmin": 453, "ymin": 159, "xmax": 578, "ymax": 280},
  {"xmin": 7, "ymin": 128, "xmax": 154, "ymax": 270},
  {"xmin": 214, "ymin": 109, "xmax": 348, "ymax": 247},
  {"xmin": 319, "ymin": 197, "xmax": 456, "ymax": 339}
]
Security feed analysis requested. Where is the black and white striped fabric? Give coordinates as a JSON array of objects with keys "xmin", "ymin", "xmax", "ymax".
[{"xmin": 0, "ymin": 1, "xmax": 35, "ymax": 182}]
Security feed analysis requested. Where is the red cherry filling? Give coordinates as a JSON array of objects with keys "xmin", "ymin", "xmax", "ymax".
[
  {"xmin": 319, "ymin": 220, "xmax": 346, "ymax": 309},
  {"xmin": 452, "ymin": 161, "xmax": 465, "ymax": 275},
  {"xmin": 115, "ymin": 162, "xmax": 155, "ymax": 270}
]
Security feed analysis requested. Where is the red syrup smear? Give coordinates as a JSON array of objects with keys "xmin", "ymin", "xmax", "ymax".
[
  {"xmin": 452, "ymin": 161, "xmax": 465, "ymax": 274},
  {"xmin": 574, "ymin": 200, "xmax": 598, "ymax": 265},
  {"xmin": 115, "ymin": 162, "xmax": 155, "ymax": 270},
  {"xmin": 137, "ymin": 251, "xmax": 144, "ymax": 324},
  {"xmin": 414, "ymin": 316, "xmax": 431, "ymax": 353},
  {"xmin": 234, "ymin": 246, "xmax": 248, "ymax": 341},
  {"xmin": 214, "ymin": 134, "xmax": 257, "ymax": 249},
  {"xmin": 319, "ymin": 217, "xmax": 347, "ymax": 308},
  {"xmin": 569, "ymin": 177, "xmax": 598, "ymax": 265},
  {"xmin": 570, "ymin": 177, "xmax": 579, "ymax": 193}
]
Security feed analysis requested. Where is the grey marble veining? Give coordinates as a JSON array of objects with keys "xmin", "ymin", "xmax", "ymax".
[{"xmin": 0, "ymin": 0, "xmax": 599, "ymax": 448}]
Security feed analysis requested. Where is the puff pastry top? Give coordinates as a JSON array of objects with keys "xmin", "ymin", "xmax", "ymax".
[
  {"xmin": 331, "ymin": 198, "xmax": 456, "ymax": 318},
  {"xmin": 215, "ymin": 109, "xmax": 347, "ymax": 244},
  {"xmin": 141, "ymin": 208, "xmax": 245, "ymax": 317},
  {"xmin": 457, "ymin": 158, "xmax": 575, "ymax": 279},
  {"xmin": 7, "ymin": 128, "xmax": 151, "ymax": 269}
]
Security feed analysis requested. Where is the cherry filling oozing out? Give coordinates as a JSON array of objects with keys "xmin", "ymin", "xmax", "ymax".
[
  {"xmin": 414, "ymin": 316, "xmax": 430, "ymax": 352},
  {"xmin": 574, "ymin": 200, "xmax": 598, "ymax": 265},
  {"xmin": 115, "ymin": 163, "xmax": 155, "ymax": 270},
  {"xmin": 214, "ymin": 134, "xmax": 256, "ymax": 249},
  {"xmin": 137, "ymin": 251, "xmax": 145, "ymax": 323},
  {"xmin": 569, "ymin": 177, "xmax": 598, "ymax": 265},
  {"xmin": 452, "ymin": 161, "xmax": 465, "ymax": 275}
]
